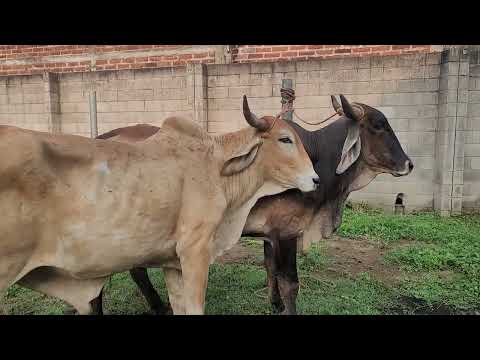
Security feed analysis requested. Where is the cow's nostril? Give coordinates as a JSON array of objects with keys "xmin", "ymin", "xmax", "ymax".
[
  {"xmin": 408, "ymin": 161, "xmax": 414, "ymax": 172},
  {"xmin": 313, "ymin": 177, "xmax": 320, "ymax": 185}
]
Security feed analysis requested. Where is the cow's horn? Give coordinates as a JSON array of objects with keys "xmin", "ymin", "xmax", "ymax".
[
  {"xmin": 243, "ymin": 95, "xmax": 270, "ymax": 131},
  {"xmin": 340, "ymin": 94, "xmax": 364, "ymax": 121},
  {"xmin": 331, "ymin": 95, "xmax": 344, "ymax": 115}
]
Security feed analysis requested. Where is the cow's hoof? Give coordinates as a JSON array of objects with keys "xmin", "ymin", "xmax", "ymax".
[
  {"xmin": 63, "ymin": 308, "xmax": 77, "ymax": 315},
  {"xmin": 153, "ymin": 306, "xmax": 173, "ymax": 316},
  {"xmin": 271, "ymin": 301, "xmax": 285, "ymax": 314}
]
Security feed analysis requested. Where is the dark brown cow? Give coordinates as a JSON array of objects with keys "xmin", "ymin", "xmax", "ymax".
[{"xmin": 94, "ymin": 94, "xmax": 413, "ymax": 315}]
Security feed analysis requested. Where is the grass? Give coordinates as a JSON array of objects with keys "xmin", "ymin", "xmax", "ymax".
[
  {"xmin": 339, "ymin": 203, "xmax": 480, "ymax": 313},
  {"xmin": 1, "ymin": 203, "xmax": 479, "ymax": 315}
]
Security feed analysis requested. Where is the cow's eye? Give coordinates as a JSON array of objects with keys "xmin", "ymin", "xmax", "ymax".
[{"xmin": 279, "ymin": 137, "xmax": 293, "ymax": 144}]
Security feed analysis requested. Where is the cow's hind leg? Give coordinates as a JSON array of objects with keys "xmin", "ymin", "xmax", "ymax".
[
  {"xmin": 264, "ymin": 239, "xmax": 284, "ymax": 314},
  {"xmin": 276, "ymin": 237, "xmax": 299, "ymax": 315},
  {"xmin": 130, "ymin": 267, "xmax": 172, "ymax": 315},
  {"xmin": 90, "ymin": 287, "xmax": 104, "ymax": 315}
]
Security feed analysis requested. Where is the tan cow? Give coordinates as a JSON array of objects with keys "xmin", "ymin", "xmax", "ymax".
[{"xmin": 0, "ymin": 96, "xmax": 318, "ymax": 315}]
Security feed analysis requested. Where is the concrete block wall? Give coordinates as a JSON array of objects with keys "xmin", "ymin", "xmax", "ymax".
[
  {"xmin": 56, "ymin": 67, "xmax": 191, "ymax": 137},
  {"xmin": 464, "ymin": 48, "xmax": 480, "ymax": 211},
  {"xmin": 0, "ymin": 75, "xmax": 49, "ymax": 132}
]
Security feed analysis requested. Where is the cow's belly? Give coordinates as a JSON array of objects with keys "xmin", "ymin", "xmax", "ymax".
[{"xmin": 39, "ymin": 173, "xmax": 183, "ymax": 279}]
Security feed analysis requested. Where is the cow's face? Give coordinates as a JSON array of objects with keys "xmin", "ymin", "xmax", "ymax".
[
  {"xmin": 332, "ymin": 95, "xmax": 413, "ymax": 177},
  {"xmin": 259, "ymin": 114, "xmax": 319, "ymax": 192},
  {"xmin": 221, "ymin": 96, "xmax": 319, "ymax": 193}
]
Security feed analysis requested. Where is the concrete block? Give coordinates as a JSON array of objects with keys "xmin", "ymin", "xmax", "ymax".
[
  {"xmin": 294, "ymin": 71, "xmax": 309, "ymax": 84},
  {"xmin": 23, "ymin": 92, "xmax": 44, "ymax": 104},
  {"xmin": 59, "ymin": 91, "xmax": 86, "ymax": 103},
  {"xmin": 7, "ymin": 92, "xmax": 23, "ymax": 104},
  {"xmin": 454, "ymin": 156, "xmax": 465, "ymax": 171},
  {"xmin": 130, "ymin": 78, "xmax": 162, "ymax": 90},
  {"xmin": 251, "ymin": 63, "xmax": 272, "ymax": 74},
  {"xmin": 459, "ymin": 62, "xmax": 469, "ymax": 76},
  {"xmin": 145, "ymin": 100, "xmax": 185, "ymax": 111},
  {"xmin": 96, "ymin": 90, "xmax": 118, "ymax": 102},
  {"xmin": 334, "ymin": 81, "xmax": 371, "ymax": 95},
  {"xmin": 358, "ymin": 57, "xmax": 371, "ymax": 69},
  {"xmin": 207, "ymin": 98, "xmax": 241, "ymax": 111},
  {"xmin": 273, "ymin": 62, "xmax": 296, "ymax": 73},
  {"xmin": 459, "ymin": 76, "xmax": 469, "ymax": 90},
  {"xmin": 370, "ymin": 80, "xmax": 397, "ymax": 94},
  {"xmin": 162, "ymin": 77, "xmax": 187, "ymax": 89},
  {"xmin": 250, "ymin": 85, "xmax": 272, "ymax": 98},
  {"xmin": 470, "ymin": 157, "xmax": 480, "ymax": 169},
  {"xmin": 296, "ymin": 60, "xmax": 321, "ymax": 72},
  {"xmin": 117, "ymin": 89, "xmax": 154, "ymax": 101},
  {"xmin": 61, "ymin": 102, "xmax": 89, "ymax": 113},
  {"xmin": 371, "ymin": 68, "xmax": 384, "ymax": 81},
  {"xmin": 208, "ymin": 87, "xmax": 228, "ymax": 99},
  {"xmin": 357, "ymin": 68, "xmax": 371, "ymax": 81},
  {"xmin": 115, "ymin": 70, "xmax": 135, "ymax": 80},
  {"xmin": 426, "ymin": 53, "xmax": 441, "ymax": 65},
  {"xmin": 383, "ymin": 67, "xmax": 411, "ymax": 80},
  {"xmin": 468, "ymin": 91, "xmax": 480, "ymax": 104},
  {"xmin": 413, "ymin": 156, "xmax": 435, "ymax": 170},
  {"xmin": 408, "ymin": 118, "xmax": 436, "ymax": 131},
  {"xmin": 294, "ymin": 95, "xmax": 331, "ymax": 109},
  {"xmin": 153, "ymin": 88, "xmax": 186, "ymax": 100},
  {"xmin": 424, "ymin": 65, "xmax": 440, "ymax": 78},
  {"xmin": 228, "ymin": 86, "xmax": 251, "ymax": 98},
  {"xmin": 307, "ymin": 71, "xmax": 328, "ymax": 82},
  {"xmin": 388, "ymin": 118, "xmax": 410, "ymax": 131},
  {"xmin": 394, "ymin": 104, "xmax": 437, "ymax": 118},
  {"xmin": 24, "ymin": 113, "xmax": 47, "ymax": 124},
  {"xmin": 409, "ymin": 66, "xmax": 426, "ymax": 79}
]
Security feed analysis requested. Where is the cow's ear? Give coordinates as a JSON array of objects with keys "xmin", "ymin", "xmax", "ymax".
[
  {"xmin": 221, "ymin": 142, "xmax": 262, "ymax": 176},
  {"xmin": 336, "ymin": 121, "xmax": 361, "ymax": 175}
]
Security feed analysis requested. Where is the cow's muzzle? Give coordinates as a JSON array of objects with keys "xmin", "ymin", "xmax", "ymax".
[
  {"xmin": 297, "ymin": 174, "xmax": 320, "ymax": 192},
  {"xmin": 392, "ymin": 159, "xmax": 414, "ymax": 177}
]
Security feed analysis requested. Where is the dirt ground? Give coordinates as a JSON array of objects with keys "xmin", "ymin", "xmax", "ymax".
[
  {"xmin": 220, "ymin": 236, "xmax": 402, "ymax": 282},
  {"xmin": 220, "ymin": 237, "xmax": 479, "ymax": 315}
]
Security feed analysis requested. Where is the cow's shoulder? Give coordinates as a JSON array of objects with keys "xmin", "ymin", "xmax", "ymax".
[{"xmin": 161, "ymin": 116, "xmax": 207, "ymax": 139}]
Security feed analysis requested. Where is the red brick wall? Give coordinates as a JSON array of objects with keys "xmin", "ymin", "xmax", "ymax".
[
  {"xmin": 0, "ymin": 45, "xmax": 216, "ymax": 76},
  {"xmin": 232, "ymin": 45, "xmax": 434, "ymax": 62},
  {"xmin": 0, "ymin": 45, "xmax": 436, "ymax": 76}
]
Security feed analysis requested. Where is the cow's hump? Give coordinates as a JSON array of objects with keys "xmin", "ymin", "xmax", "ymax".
[{"xmin": 162, "ymin": 116, "xmax": 207, "ymax": 139}]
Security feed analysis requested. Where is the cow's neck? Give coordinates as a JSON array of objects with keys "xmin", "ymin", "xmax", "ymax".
[{"xmin": 347, "ymin": 158, "xmax": 378, "ymax": 193}]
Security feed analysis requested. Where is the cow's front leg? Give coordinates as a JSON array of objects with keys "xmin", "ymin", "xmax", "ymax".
[
  {"xmin": 130, "ymin": 267, "xmax": 172, "ymax": 315},
  {"xmin": 263, "ymin": 239, "xmax": 284, "ymax": 314},
  {"xmin": 179, "ymin": 244, "xmax": 211, "ymax": 315},
  {"xmin": 276, "ymin": 237, "xmax": 299, "ymax": 315},
  {"xmin": 163, "ymin": 267, "xmax": 185, "ymax": 315}
]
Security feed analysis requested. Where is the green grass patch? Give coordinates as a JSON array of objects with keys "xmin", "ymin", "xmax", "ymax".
[{"xmin": 340, "ymin": 204, "xmax": 480, "ymax": 276}]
